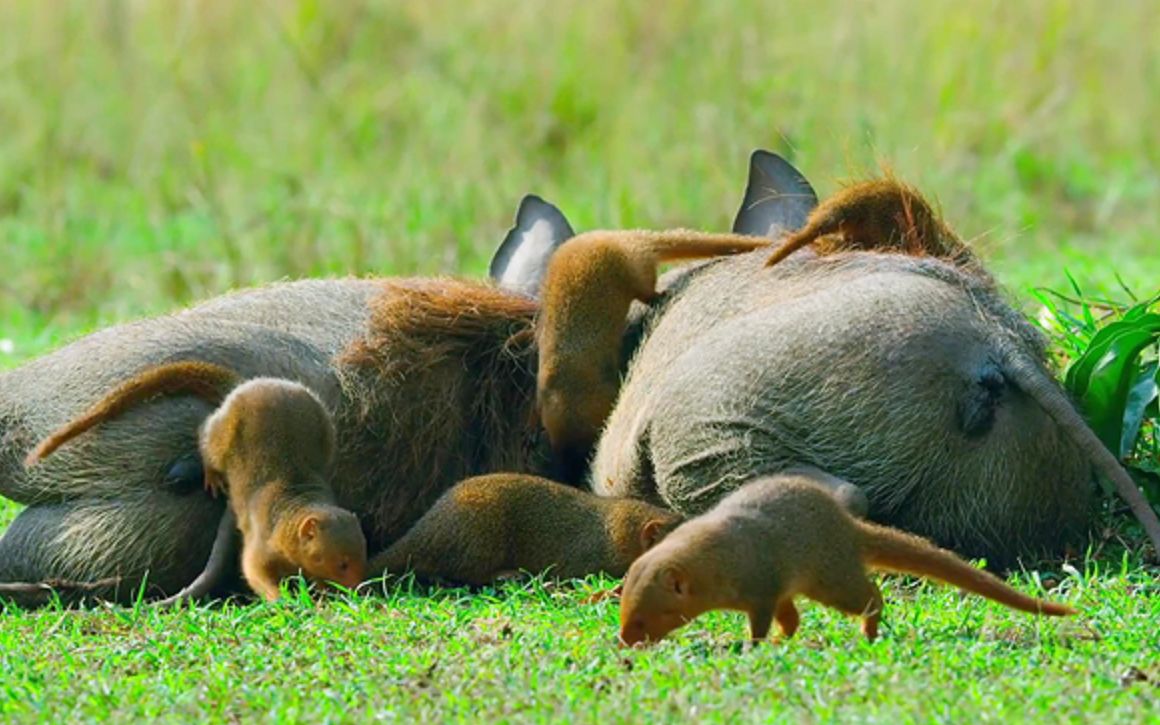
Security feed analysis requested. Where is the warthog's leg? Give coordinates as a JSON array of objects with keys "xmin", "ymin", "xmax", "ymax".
[{"xmin": 0, "ymin": 490, "xmax": 227, "ymax": 605}]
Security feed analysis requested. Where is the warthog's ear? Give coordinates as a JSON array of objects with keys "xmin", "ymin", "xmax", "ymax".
[
  {"xmin": 490, "ymin": 194, "xmax": 575, "ymax": 298},
  {"xmin": 731, "ymin": 150, "xmax": 818, "ymax": 239}
]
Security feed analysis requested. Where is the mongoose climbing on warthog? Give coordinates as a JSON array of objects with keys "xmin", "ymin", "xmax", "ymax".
[
  {"xmin": 27, "ymin": 362, "xmax": 366, "ymax": 602},
  {"xmin": 763, "ymin": 178, "xmax": 982, "ymax": 272},
  {"xmin": 536, "ymin": 229, "xmax": 769, "ymax": 468},
  {"xmin": 618, "ymin": 472, "xmax": 1075, "ymax": 646},
  {"xmin": 368, "ymin": 473, "xmax": 682, "ymax": 586}
]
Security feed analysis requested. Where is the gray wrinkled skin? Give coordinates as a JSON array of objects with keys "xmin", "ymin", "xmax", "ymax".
[{"xmin": 592, "ymin": 250, "xmax": 1092, "ymax": 565}]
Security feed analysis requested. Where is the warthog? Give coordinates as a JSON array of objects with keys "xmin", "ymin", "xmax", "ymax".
[{"xmin": 0, "ymin": 151, "xmax": 1154, "ymax": 605}]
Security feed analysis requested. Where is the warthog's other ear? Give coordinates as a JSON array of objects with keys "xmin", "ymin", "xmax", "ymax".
[
  {"xmin": 731, "ymin": 150, "xmax": 818, "ymax": 239},
  {"xmin": 490, "ymin": 194, "xmax": 575, "ymax": 298}
]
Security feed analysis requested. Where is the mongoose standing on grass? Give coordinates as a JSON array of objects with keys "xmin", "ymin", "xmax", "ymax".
[
  {"xmin": 618, "ymin": 472, "xmax": 1075, "ymax": 646},
  {"xmin": 368, "ymin": 473, "xmax": 682, "ymax": 586},
  {"xmin": 763, "ymin": 179, "xmax": 980, "ymax": 270},
  {"xmin": 26, "ymin": 362, "xmax": 366, "ymax": 602},
  {"xmin": 536, "ymin": 229, "xmax": 769, "ymax": 468}
]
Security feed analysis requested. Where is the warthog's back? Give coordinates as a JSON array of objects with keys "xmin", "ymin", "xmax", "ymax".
[
  {"xmin": 594, "ymin": 251, "xmax": 1092, "ymax": 563},
  {"xmin": 0, "ymin": 278, "xmax": 379, "ymax": 505}
]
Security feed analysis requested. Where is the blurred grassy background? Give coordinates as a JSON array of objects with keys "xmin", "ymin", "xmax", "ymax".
[{"xmin": 0, "ymin": 0, "xmax": 1157, "ymax": 363}]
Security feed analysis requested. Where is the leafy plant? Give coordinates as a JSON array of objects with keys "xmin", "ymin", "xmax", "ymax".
[{"xmin": 1034, "ymin": 280, "xmax": 1160, "ymax": 505}]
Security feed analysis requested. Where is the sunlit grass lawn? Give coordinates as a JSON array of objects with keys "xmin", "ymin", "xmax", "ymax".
[{"xmin": 0, "ymin": 564, "xmax": 1157, "ymax": 722}]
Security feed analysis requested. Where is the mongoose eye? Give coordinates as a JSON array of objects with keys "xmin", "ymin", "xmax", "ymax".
[{"xmin": 338, "ymin": 560, "xmax": 349, "ymax": 572}]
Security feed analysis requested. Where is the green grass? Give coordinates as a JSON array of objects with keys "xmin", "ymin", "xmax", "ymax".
[
  {"xmin": 1, "ymin": 0, "xmax": 1159, "ymax": 721},
  {"xmin": 0, "ymin": 568, "xmax": 1157, "ymax": 722}
]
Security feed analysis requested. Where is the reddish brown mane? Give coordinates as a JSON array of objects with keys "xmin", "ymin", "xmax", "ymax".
[
  {"xmin": 342, "ymin": 277, "xmax": 538, "ymax": 367},
  {"xmin": 334, "ymin": 278, "xmax": 542, "ymax": 545}
]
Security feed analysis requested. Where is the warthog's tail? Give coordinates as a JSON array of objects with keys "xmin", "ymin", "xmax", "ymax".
[{"xmin": 1000, "ymin": 347, "xmax": 1160, "ymax": 555}]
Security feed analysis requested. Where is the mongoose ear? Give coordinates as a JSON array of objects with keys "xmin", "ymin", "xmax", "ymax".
[
  {"xmin": 731, "ymin": 150, "xmax": 817, "ymax": 239},
  {"xmin": 639, "ymin": 519, "xmax": 667, "ymax": 551},
  {"xmin": 490, "ymin": 194, "xmax": 576, "ymax": 298},
  {"xmin": 297, "ymin": 515, "xmax": 320, "ymax": 542}
]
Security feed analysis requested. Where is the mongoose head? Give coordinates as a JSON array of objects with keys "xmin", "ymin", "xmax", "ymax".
[
  {"xmin": 618, "ymin": 537, "xmax": 711, "ymax": 646},
  {"xmin": 289, "ymin": 505, "xmax": 367, "ymax": 590},
  {"xmin": 616, "ymin": 505, "xmax": 684, "ymax": 564}
]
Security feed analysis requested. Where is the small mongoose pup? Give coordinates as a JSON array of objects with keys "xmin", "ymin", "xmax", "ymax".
[
  {"xmin": 368, "ymin": 473, "xmax": 683, "ymax": 586},
  {"xmin": 763, "ymin": 179, "xmax": 978, "ymax": 269},
  {"xmin": 537, "ymin": 229, "xmax": 769, "ymax": 466},
  {"xmin": 26, "ymin": 362, "xmax": 366, "ymax": 601},
  {"xmin": 618, "ymin": 472, "xmax": 1075, "ymax": 646}
]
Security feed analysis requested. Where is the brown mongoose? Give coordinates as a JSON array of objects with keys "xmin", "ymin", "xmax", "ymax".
[
  {"xmin": 536, "ymin": 229, "xmax": 769, "ymax": 467},
  {"xmin": 367, "ymin": 473, "xmax": 683, "ymax": 586},
  {"xmin": 763, "ymin": 179, "xmax": 979, "ymax": 269},
  {"xmin": 618, "ymin": 472, "xmax": 1075, "ymax": 646},
  {"xmin": 25, "ymin": 362, "xmax": 366, "ymax": 601}
]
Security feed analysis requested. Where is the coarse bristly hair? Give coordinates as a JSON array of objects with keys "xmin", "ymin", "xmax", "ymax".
[{"xmin": 334, "ymin": 278, "xmax": 545, "ymax": 546}]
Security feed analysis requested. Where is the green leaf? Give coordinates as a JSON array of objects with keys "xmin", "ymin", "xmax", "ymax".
[
  {"xmin": 1030, "ymin": 289, "xmax": 1090, "ymax": 357},
  {"xmin": 1064, "ymin": 270, "xmax": 1097, "ymax": 330},
  {"xmin": 1123, "ymin": 292, "xmax": 1160, "ymax": 321},
  {"xmin": 1121, "ymin": 361, "xmax": 1159, "ymax": 459},
  {"xmin": 1064, "ymin": 313, "xmax": 1160, "ymax": 398},
  {"xmin": 1127, "ymin": 464, "xmax": 1160, "ymax": 507},
  {"xmin": 1075, "ymin": 319, "xmax": 1160, "ymax": 454}
]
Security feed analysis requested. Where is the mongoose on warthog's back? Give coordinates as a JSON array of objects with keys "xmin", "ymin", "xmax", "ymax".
[
  {"xmin": 537, "ymin": 230, "xmax": 768, "ymax": 467},
  {"xmin": 763, "ymin": 179, "xmax": 980, "ymax": 270},
  {"xmin": 27, "ymin": 362, "xmax": 366, "ymax": 601},
  {"xmin": 369, "ymin": 473, "xmax": 682, "ymax": 585},
  {"xmin": 619, "ymin": 472, "xmax": 1075, "ymax": 646}
]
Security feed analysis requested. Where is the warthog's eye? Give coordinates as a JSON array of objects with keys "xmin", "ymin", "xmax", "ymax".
[
  {"xmin": 162, "ymin": 453, "xmax": 204, "ymax": 495},
  {"xmin": 959, "ymin": 363, "xmax": 1006, "ymax": 438}
]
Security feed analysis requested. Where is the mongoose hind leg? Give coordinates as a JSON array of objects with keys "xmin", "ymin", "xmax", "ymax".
[
  {"xmin": 763, "ymin": 180, "xmax": 971, "ymax": 269},
  {"xmin": 775, "ymin": 598, "xmax": 800, "ymax": 639},
  {"xmin": 862, "ymin": 598, "xmax": 883, "ymax": 642},
  {"xmin": 805, "ymin": 566, "xmax": 885, "ymax": 641},
  {"xmin": 368, "ymin": 516, "xmax": 506, "ymax": 587},
  {"xmin": 748, "ymin": 602, "xmax": 775, "ymax": 641}
]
